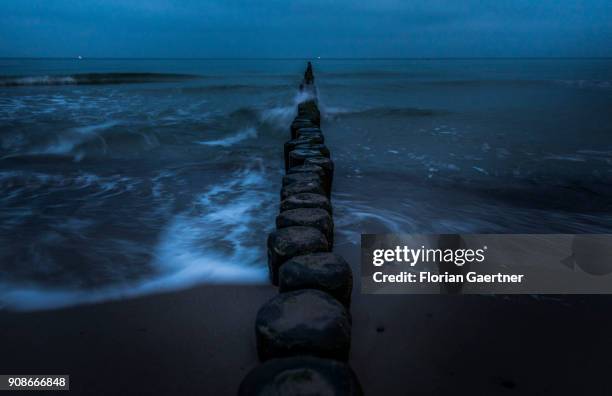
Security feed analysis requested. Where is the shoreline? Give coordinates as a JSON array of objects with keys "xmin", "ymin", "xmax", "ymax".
[{"xmin": 3, "ymin": 274, "xmax": 612, "ymax": 394}]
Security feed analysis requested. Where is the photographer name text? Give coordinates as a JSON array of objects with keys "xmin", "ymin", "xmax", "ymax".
[{"xmin": 371, "ymin": 245, "xmax": 525, "ymax": 284}]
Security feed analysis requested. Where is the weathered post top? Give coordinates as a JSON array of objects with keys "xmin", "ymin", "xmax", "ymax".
[
  {"xmin": 304, "ymin": 61, "xmax": 314, "ymax": 85},
  {"xmin": 300, "ymin": 61, "xmax": 317, "ymax": 96}
]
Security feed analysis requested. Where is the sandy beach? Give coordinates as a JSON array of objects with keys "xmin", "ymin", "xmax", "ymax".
[
  {"xmin": 3, "ymin": 253, "xmax": 612, "ymax": 395},
  {"xmin": 0, "ymin": 284, "xmax": 275, "ymax": 395}
]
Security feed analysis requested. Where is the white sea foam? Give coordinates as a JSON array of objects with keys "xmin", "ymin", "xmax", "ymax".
[
  {"xmin": 543, "ymin": 154, "xmax": 586, "ymax": 162},
  {"xmin": 260, "ymin": 105, "xmax": 296, "ymax": 127},
  {"xmin": 26, "ymin": 120, "xmax": 119, "ymax": 159},
  {"xmin": 472, "ymin": 166, "xmax": 489, "ymax": 175},
  {"xmin": 259, "ymin": 90, "xmax": 317, "ymax": 129},
  {"xmin": 0, "ymin": 162, "xmax": 272, "ymax": 311},
  {"xmin": 197, "ymin": 127, "xmax": 257, "ymax": 147},
  {"xmin": 320, "ymin": 106, "xmax": 353, "ymax": 116},
  {"xmin": 0, "ymin": 75, "xmax": 77, "ymax": 86},
  {"xmin": 331, "ymin": 193, "xmax": 419, "ymax": 246}
]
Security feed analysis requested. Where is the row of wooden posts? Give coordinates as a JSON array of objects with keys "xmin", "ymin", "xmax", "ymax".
[{"xmin": 238, "ymin": 63, "xmax": 363, "ymax": 394}]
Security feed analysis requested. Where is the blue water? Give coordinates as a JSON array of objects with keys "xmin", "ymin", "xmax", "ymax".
[{"xmin": 1, "ymin": 58, "xmax": 611, "ymax": 310}]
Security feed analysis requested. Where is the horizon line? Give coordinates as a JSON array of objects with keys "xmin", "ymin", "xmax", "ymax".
[{"xmin": 1, "ymin": 56, "xmax": 612, "ymax": 61}]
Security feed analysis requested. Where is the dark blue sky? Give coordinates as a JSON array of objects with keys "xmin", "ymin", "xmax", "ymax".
[{"xmin": 1, "ymin": 0, "xmax": 611, "ymax": 58}]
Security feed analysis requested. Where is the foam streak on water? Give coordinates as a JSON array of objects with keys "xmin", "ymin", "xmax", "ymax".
[{"xmin": 197, "ymin": 127, "xmax": 258, "ymax": 147}]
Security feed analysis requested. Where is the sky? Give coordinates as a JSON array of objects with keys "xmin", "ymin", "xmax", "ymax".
[{"xmin": 0, "ymin": 0, "xmax": 611, "ymax": 58}]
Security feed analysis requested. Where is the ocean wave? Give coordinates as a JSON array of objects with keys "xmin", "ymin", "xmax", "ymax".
[
  {"xmin": 319, "ymin": 70, "xmax": 429, "ymax": 78},
  {"xmin": 419, "ymin": 79, "xmax": 551, "ymax": 88},
  {"xmin": 0, "ymin": 162, "xmax": 273, "ymax": 311},
  {"xmin": 324, "ymin": 106, "xmax": 442, "ymax": 118},
  {"xmin": 0, "ymin": 170, "xmax": 138, "ymax": 198},
  {"xmin": 417, "ymin": 79, "xmax": 612, "ymax": 90},
  {"xmin": 332, "ymin": 195, "xmax": 420, "ymax": 246},
  {"xmin": 0, "ymin": 72, "xmax": 199, "ymax": 87},
  {"xmin": 259, "ymin": 90, "xmax": 316, "ymax": 129},
  {"xmin": 555, "ymin": 79, "xmax": 612, "ymax": 90},
  {"xmin": 1, "ymin": 118, "xmax": 167, "ymax": 161},
  {"xmin": 196, "ymin": 127, "xmax": 258, "ymax": 147},
  {"xmin": 152, "ymin": 162, "xmax": 273, "ymax": 280},
  {"xmin": 12, "ymin": 120, "xmax": 120, "ymax": 160},
  {"xmin": 174, "ymin": 83, "xmax": 290, "ymax": 94},
  {"xmin": 317, "ymin": 77, "xmax": 612, "ymax": 91},
  {"xmin": 259, "ymin": 105, "xmax": 296, "ymax": 127}
]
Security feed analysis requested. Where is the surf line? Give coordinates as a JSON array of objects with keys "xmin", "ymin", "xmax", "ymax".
[{"xmin": 239, "ymin": 63, "xmax": 363, "ymax": 394}]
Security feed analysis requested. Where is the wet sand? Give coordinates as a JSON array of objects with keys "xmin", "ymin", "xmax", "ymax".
[
  {"xmin": 2, "ymin": 268, "xmax": 612, "ymax": 395},
  {"xmin": 0, "ymin": 284, "xmax": 275, "ymax": 395}
]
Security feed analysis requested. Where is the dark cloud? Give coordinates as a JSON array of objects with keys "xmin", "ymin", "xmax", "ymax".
[{"xmin": 0, "ymin": 0, "xmax": 610, "ymax": 57}]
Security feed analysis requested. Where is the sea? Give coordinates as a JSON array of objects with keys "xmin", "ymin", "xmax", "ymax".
[{"xmin": 1, "ymin": 58, "xmax": 611, "ymax": 310}]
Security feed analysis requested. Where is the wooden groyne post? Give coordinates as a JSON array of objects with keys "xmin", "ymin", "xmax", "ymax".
[{"xmin": 239, "ymin": 63, "xmax": 363, "ymax": 394}]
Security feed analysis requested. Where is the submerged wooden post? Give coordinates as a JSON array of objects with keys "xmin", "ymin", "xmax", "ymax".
[{"xmin": 240, "ymin": 62, "xmax": 363, "ymax": 395}]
